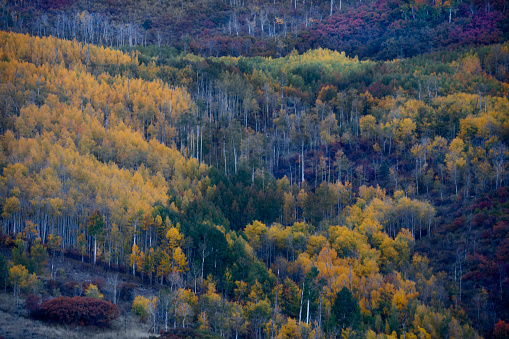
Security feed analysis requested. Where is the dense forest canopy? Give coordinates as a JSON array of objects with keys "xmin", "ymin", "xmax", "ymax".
[
  {"xmin": 2, "ymin": 0, "xmax": 509, "ymax": 59},
  {"xmin": 0, "ymin": 0, "xmax": 508, "ymax": 337}
]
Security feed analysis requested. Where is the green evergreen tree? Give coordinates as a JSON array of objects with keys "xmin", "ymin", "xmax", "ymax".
[
  {"xmin": 332, "ymin": 286, "xmax": 361, "ymax": 330},
  {"xmin": 0, "ymin": 254, "xmax": 7, "ymax": 290}
]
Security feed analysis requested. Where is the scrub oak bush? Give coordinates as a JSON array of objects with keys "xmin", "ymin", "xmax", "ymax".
[
  {"xmin": 25, "ymin": 294, "xmax": 40, "ymax": 315},
  {"xmin": 37, "ymin": 296, "xmax": 119, "ymax": 327}
]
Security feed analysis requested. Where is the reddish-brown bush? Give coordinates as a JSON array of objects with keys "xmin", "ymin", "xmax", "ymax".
[
  {"xmin": 81, "ymin": 281, "xmax": 91, "ymax": 292},
  {"xmin": 38, "ymin": 296, "xmax": 119, "ymax": 327},
  {"xmin": 25, "ymin": 294, "xmax": 40, "ymax": 315},
  {"xmin": 63, "ymin": 280, "xmax": 80, "ymax": 296},
  {"xmin": 494, "ymin": 319, "xmax": 509, "ymax": 338},
  {"xmin": 160, "ymin": 328, "xmax": 217, "ymax": 339},
  {"xmin": 0, "ymin": 231, "xmax": 13, "ymax": 247},
  {"xmin": 45, "ymin": 279, "xmax": 60, "ymax": 292},
  {"xmin": 91, "ymin": 278, "xmax": 106, "ymax": 291}
]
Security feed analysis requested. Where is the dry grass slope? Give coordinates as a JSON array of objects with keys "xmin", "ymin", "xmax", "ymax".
[{"xmin": 0, "ymin": 294, "xmax": 155, "ymax": 339}]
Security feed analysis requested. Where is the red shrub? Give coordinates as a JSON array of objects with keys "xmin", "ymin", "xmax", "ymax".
[
  {"xmin": 494, "ymin": 319, "xmax": 509, "ymax": 339},
  {"xmin": 81, "ymin": 281, "xmax": 91, "ymax": 292},
  {"xmin": 25, "ymin": 294, "xmax": 40, "ymax": 315},
  {"xmin": 91, "ymin": 278, "xmax": 106, "ymax": 291},
  {"xmin": 473, "ymin": 213, "xmax": 486, "ymax": 227},
  {"xmin": 38, "ymin": 296, "xmax": 119, "ymax": 327},
  {"xmin": 63, "ymin": 281, "xmax": 80, "ymax": 296},
  {"xmin": 493, "ymin": 221, "xmax": 509, "ymax": 235},
  {"xmin": 160, "ymin": 328, "xmax": 208, "ymax": 339},
  {"xmin": 0, "ymin": 232, "xmax": 14, "ymax": 247},
  {"xmin": 449, "ymin": 216, "xmax": 466, "ymax": 231},
  {"xmin": 46, "ymin": 279, "xmax": 60, "ymax": 292}
]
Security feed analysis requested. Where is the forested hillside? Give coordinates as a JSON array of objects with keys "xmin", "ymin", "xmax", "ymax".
[
  {"xmin": 2, "ymin": 0, "xmax": 509, "ymax": 59},
  {"xmin": 0, "ymin": 8, "xmax": 508, "ymax": 339}
]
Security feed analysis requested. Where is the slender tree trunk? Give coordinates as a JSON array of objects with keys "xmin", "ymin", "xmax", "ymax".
[
  {"xmin": 306, "ymin": 299, "xmax": 310, "ymax": 324},
  {"xmin": 299, "ymin": 280, "xmax": 304, "ymax": 324}
]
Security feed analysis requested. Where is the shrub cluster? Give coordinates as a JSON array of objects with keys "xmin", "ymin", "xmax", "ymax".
[
  {"xmin": 160, "ymin": 328, "xmax": 220, "ymax": 339},
  {"xmin": 119, "ymin": 282, "xmax": 137, "ymax": 302},
  {"xmin": 62, "ymin": 280, "xmax": 80, "ymax": 296},
  {"xmin": 37, "ymin": 296, "xmax": 119, "ymax": 327},
  {"xmin": 25, "ymin": 294, "xmax": 40, "ymax": 315}
]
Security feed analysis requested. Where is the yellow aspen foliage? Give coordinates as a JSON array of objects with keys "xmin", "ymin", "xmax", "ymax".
[
  {"xmin": 137, "ymin": 251, "xmax": 145, "ymax": 273},
  {"xmin": 26, "ymin": 273, "xmax": 39, "ymax": 294},
  {"xmin": 316, "ymin": 246, "xmax": 339, "ymax": 277},
  {"xmin": 48, "ymin": 234, "xmax": 62, "ymax": 253},
  {"xmin": 370, "ymin": 289, "xmax": 382, "ymax": 310},
  {"xmin": 306, "ymin": 234, "xmax": 328, "ymax": 256},
  {"xmin": 130, "ymin": 243, "xmax": 141, "ymax": 275},
  {"xmin": 166, "ymin": 227, "xmax": 181, "ymax": 252},
  {"xmin": 244, "ymin": 220, "xmax": 268, "ymax": 251},
  {"xmin": 393, "ymin": 288, "xmax": 409, "ymax": 311},
  {"xmin": 460, "ymin": 54, "xmax": 482, "ymax": 76},
  {"xmin": 297, "ymin": 189, "xmax": 308, "ymax": 211},
  {"xmin": 328, "ymin": 225, "xmax": 366, "ymax": 258},
  {"xmin": 380, "ymin": 235, "xmax": 398, "ymax": 267},
  {"xmin": 77, "ymin": 233, "xmax": 87, "ymax": 260},
  {"xmin": 399, "ymin": 331, "xmax": 418, "ymax": 339},
  {"xmin": 179, "ymin": 288, "xmax": 198, "ymax": 307},
  {"xmin": 172, "ymin": 247, "xmax": 188, "ymax": 273},
  {"xmin": 360, "ymin": 114, "xmax": 377, "ymax": 141},
  {"xmin": 295, "ymin": 252, "xmax": 313, "ymax": 276},
  {"xmin": 359, "ymin": 185, "xmax": 386, "ymax": 202},
  {"xmin": 9, "ymin": 264, "xmax": 30, "ymax": 304},
  {"xmin": 354, "ymin": 250, "xmax": 380, "ymax": 276},
  {"xmin": 2, "ymin": 197, "xmax": 21, "ymax": 219},
  {"xmin": 394, "ymin": 229, "xmax": 414, "ymax": 266},
  {"xmin": 85, "ymin": 284, "xmax": 104, "ymax": 299},
  {"xmin": 359, "ymin": 297, "xmax": 372, "ymax": 317},
  {"xmin": 144, "ymin": 248, "xmax": 156, "ymax": 278},
  {"xmin": 198, "ymin": 311, "xmax": 211, "ymax": 331},
  {"xmin": 278, "ymin": 317, "xmax": 301, "ymax": 339},
  {"xmin": 248, "ymin": 280, "xmax": 264, "ymax": 303},
  {"xmin": 132, "ymin": 295, "xmax": 150, "ymax": 321},
  {"xmin": 282, "ymin": 192, "xmax": 296, "ymax": 225},
  {"xmin": 234, "ymin": 280, "xmax": 249, "ymax": 303},
  {"xmin": 267, "ymin": 223, "xmax": 286, "ymax": 251},
  {"xmin": 24, "ymin": 221, "xmax": 39, "ymax": 240},
  {"xmin": 357, "ymin": 212, "xmax": 383, "ymax": 237},
  {"xmin": 396, "ymin": 275, "xmax": 419, "ymax": 301},
  {"xmin": 417, "ymin": 326, "xmax": 432, "ymax": 339},
  {"xmin": 158, "ymin": 252, "xmax": 171, "ymax": 281},
  {"xmin": 176, "ymin": 299, "xmax": 194, "ymax": 328}
]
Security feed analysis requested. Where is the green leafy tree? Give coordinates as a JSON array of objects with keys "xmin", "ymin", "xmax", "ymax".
[
  {"xmin": 0, "ymin": 254, "xmax": 7, "ymax": 291},
  {"xmin": 48, "ymin": 234, "xmax": 62, "ymax": 278},
  {"xmin": 30, "ymin": 238, "xmax": 48, "ymax": 275},
  {"xmin": 282, "ymin": 278, "xmax": 300, "ymax": 318},
  {"xmin": 332, "ymin": 286, "xmax": 361, "ymax": 331},
  {"xmin": 246, "ymin": 298, "xmax": 271, "ymax": 339},
  {"xmin": 88, "ymin": 210, "xmax": 104, "ymax": 265},
  {"xmin": 11, "ymin": 234, "xmax": 30, "ymax": 269}
]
